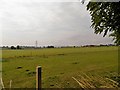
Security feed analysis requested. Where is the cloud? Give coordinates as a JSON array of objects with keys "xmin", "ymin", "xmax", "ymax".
[{"xmin": 0, "ymin": 1, "xmax": 113, "ymax": 46}]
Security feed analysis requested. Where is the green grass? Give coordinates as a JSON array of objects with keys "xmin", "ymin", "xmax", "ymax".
[
  {"xmin": 0, "ymin": 49, "xmax": 2, "ymax": 89},
  {"xmin": 2, "ymin": 46, "xmax": 118, "ymax": 88}
]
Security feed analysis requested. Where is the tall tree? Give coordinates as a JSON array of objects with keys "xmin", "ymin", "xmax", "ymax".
[{"xmin": 86, "ymin": 2, "xmax": 120, "ymax": 45}]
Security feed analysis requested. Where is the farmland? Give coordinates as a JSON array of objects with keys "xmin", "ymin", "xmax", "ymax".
[{"xmin": 2, "ymin": 46, "xmax": 118, "ymax": 88}]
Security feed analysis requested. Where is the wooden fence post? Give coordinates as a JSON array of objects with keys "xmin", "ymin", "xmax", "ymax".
[{"xmin": 36, "ymin": 66, "xmax": 42, "ymax": 90}]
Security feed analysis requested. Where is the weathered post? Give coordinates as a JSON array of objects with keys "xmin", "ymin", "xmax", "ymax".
[
  {"xmin": 10, "ymin": 80, "xmax": 12, "ymax": 89},
  {"xmin": 36, "ymin": 66, "xmax": 42, "ymax": 90}
]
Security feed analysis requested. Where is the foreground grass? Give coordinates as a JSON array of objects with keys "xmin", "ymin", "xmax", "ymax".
[
  {"xmin": 0, "ymin": 49, "xmax": 2, "ymax": 89},
  {"xmin": 2, "ymin": 46, "xmax": 118, "ymax": 88}
]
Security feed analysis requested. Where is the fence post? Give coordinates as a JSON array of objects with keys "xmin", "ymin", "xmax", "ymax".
[{"xmin": 36, "ymin": 66, "xmax": 42, "ymax": 90}]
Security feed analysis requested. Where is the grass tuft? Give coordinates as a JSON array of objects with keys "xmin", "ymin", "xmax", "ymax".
[{"xmin": 72, "ymin": 72, "xmax": 119, "ymax": 88}]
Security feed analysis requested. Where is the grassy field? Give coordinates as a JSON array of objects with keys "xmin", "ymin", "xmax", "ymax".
[
  {"xmin": 2, "ymin": 46, "xmax": 118, "ymax": 88},
  {"xmin": 0, "ymin": 49, "xmax": 2, "ymax": 89}
]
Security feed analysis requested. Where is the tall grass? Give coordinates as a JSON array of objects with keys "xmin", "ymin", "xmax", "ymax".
[{"xmin": 72, "ymin": 72, "xmax": 119, "ymax": 88}]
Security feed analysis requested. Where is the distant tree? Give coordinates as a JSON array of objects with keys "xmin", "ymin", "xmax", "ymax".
[
  {"xmin": 6, "ymin": 46, "xmax": 9, "ymax": 48},
  {"xmin": 17, "ymin": 45, "xmax": 21, "ymax": 49},
  {"xmin": 43, "ymin": 46, "xmax": 46, "ymax": 48},
  {"xmin": 11, "ymin": 46, "xmax": 16, "ymax": 49},
  {"xmin": 86, "ymin": 2, "xmax": 120, "ymax": 45},
  {"xmin": 47, "ymin": 46, "xmax": 54, "ymax": 48}
]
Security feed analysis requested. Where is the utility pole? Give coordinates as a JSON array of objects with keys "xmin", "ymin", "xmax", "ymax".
[{"xmin": 35, "ymin": 40, "xmax": 38, "ymax": 48}]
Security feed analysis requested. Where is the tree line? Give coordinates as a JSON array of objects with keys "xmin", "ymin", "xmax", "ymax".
[
  {"xmin": 1, "ymin": 44, "xmax": 116, "ymax": 50},
  {"xmin": 2, "ymin": 45, "xmax": 55, "ymax": 49}
]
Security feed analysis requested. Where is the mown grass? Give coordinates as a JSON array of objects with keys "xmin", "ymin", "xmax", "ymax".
[{"xmin": 2, "ymin": 46, "xmax": 118, "ymax": 88}]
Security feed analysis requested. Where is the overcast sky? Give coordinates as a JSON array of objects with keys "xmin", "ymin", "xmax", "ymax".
[{"xmin": 0, "ymin": 0, "xmax": 113, "ymax": 47}]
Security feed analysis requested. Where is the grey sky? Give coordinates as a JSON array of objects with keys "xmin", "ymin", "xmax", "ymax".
[{"xmin": 0, "ymin": 0, "xmax": 113, "ymax": 46}]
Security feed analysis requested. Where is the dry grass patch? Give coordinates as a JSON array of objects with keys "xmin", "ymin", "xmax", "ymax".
[{"xmin": 72, "ymin": 72, "xmax": 119, "ymax": 88}]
